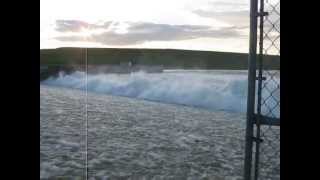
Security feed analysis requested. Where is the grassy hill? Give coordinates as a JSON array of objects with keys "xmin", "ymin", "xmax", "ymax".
[{"xmin": 40, "ymin": 47, "xmax": 280, "ymax": 70}]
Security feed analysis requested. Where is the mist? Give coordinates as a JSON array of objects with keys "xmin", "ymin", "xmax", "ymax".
[{"xmin": 42, "ymin": 70, "xmax": 279, "ymax": 116}]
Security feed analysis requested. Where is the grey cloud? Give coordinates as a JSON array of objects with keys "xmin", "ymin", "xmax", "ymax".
[
  {"xmin": 209, "ymin": 1, "xmax": 248, "ymax": 8},
  {"xmin": 55, "ymin": 20, "xmax": 112, "ymax": 32},
  {"xmin": 192, "ymin": 1, "xmax": 279, "ymax": 30},
  {"xmin": 210, "ymin": 1, "xmax": 247, "ymax": 6},
  {"xmin": 55, "ymin": 21, "xmax": 243, "ymax": 46},
  {"xmin": 55, "ymin": 20, "xmax": 90, "ymax": 32},
  {"xmin": 193, "ymin": 10, "xmax": 250, "ymax": 29},
  {"xmin": 191, "ymin": 1, "xmax": 249, "ymax": 28}
]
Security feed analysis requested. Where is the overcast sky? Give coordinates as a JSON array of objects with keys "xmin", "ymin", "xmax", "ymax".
[{"xmin": 40, "ymin": 0, "xmax": 278, "ymax": 53}]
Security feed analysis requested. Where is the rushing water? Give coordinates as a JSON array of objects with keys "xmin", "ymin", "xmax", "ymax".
[
  {"xmin": 43, "ymin": 70, "xmax": 279, "ymax": 116},
  {"xmin": 40, "ymin": 70, "xmax": 280, "ymax": 180}
]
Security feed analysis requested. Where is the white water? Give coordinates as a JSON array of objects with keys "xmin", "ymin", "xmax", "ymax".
[{"xmin": 42, "ymin": 70, "xmax": 279, "ymax": 116}]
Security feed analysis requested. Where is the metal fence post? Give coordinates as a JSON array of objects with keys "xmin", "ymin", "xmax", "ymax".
[
  {"xmin": 253, "ymin": 0, "xmax": 266, "ymax": 179},
  {"xmin": 244, "ymin": 0, "xmax": 258, "ymax": 179}
]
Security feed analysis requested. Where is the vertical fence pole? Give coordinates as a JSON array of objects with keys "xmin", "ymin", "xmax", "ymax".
[
  {"xmin": 244, "ymin": 0, "xmax": 258, "ymax": 179},
  {"xmin": 253, "ymin": 0, "xmax": 265, "ymax": 179}
]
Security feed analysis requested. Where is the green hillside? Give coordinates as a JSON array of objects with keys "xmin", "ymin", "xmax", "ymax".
[{"xmin": 40, "ymin": 47, "xmax": 280, "ymax": 70}]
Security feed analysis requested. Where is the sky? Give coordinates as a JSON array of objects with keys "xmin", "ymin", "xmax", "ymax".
[{"xmin": 40, "ymin": 0, "xmax": 279, "ymax": 53}]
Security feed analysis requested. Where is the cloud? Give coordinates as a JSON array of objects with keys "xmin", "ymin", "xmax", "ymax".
[
  {"xmin": 192, "ymin": 10, "xmax": 249, "ymax": 29},
  {"xmin": 55, "ymin": 20, "xmax": 90, "ymax": 32},
  {"xmin": 200, "ymin": 0, "xmax": 249, "ymax": 10},
  {"xmin": 55, "ymin": 21, "xmax": 243, "ymax": 45},
  {"xmin": 186, "ymin": 0, "xmax": 250, "ymax": 28},
  {"xmin": 55, "ymin": 20, "xmax": 112, "ymax": 32},
  {"xmin": 191, "ymin": 0, "xmax": 279, "ymax": 31}
]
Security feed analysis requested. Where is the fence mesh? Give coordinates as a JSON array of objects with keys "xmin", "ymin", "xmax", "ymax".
[{"xmin": 255, "ymin": 0, "xmax": 280, "ymax": 179}]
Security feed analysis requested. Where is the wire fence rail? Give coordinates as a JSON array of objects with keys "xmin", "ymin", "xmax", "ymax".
[{"xmin": 244, "ymin": 0, "xmax": 280, "ymax": 179}]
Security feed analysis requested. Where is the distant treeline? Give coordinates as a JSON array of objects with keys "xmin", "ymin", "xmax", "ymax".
[{"xmin": 40, "ymin": 47, "xmax": 280, "ymax": 70}]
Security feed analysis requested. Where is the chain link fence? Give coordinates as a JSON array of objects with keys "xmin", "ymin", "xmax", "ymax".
[
  {"xmin": 244, "ymin": 0, "xmax": 280, "ymax": 179},
  {"xmin": 256, "ymin": 0, "xmax": 280, "ymax": 179},
  {"xmin": 254, "ymin": 0, "xmax": 280, "ymax": 179}
]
